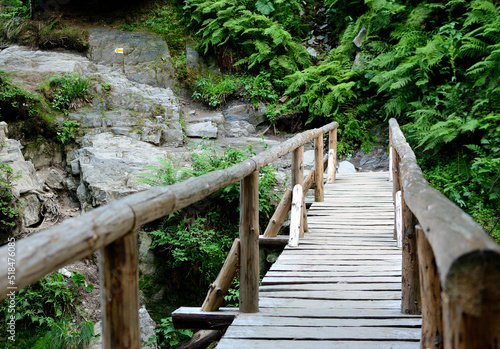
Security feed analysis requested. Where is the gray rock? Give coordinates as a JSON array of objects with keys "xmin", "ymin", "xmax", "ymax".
[
  {"xmin": 92, "ymin": 307, "xmax": 158, "ymax": 349},
  {"xmin": 224, "ymin": 102, "xmax": 267, "ymax": 126},
  {"xmin": 45, "ymin": 169, "xmax": 65, "ymax": 190},
  {"xmin": 224, "ymin": 120, "xmax": 256, "ymax": 137},
  {"xmin": 22, "ymin": 194, "xmax": 41, "ymax": 227},
  {"xmin": 185, "ymin": 121, "xmax": 217, "ymax": 139},
  {"xmin": 307, "ymin": 47, "xmax": 318, "ymax": 57},
  {"xmin": 88, "ymin": 28, "xmax": 174, "ymax": 89},
  {"xmin": 303, "ymin": 150, "xmax": 315, "ymax": 168},
  {"xmin": 138, "ymin": 230, "xmax": 156, "ymax": 276},
  {"xmin": 337, "ymin": 161, "xmax": 356, "ymax": 174},
  {"xmin": 138, "ymin": 306, "xmax": 158, "ymax": 348},
  {"xmin": 0, "ymin": 45, "xmax": 183, "ymax": 148},
  {"xmin": 74, "ymin": 133, "xmax": 170, "ymax": 210}
]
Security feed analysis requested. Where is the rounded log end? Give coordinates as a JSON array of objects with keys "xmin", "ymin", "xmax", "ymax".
[{"xmin": 445, "ymin": 250, "xmax": 500, "ymax": 316}]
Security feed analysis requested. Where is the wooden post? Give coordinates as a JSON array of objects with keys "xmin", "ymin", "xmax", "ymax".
[
  {"xmin": 392, "ymin": 151, "xmax": 401, "ymax": 240},
  {"xmin": 327, "ymin": 129, "xmax": 337, "ymax": 184},
  {"xmin": 263, "ymin": 189, "xmax": 292, "ymax": 238},
  {"xmin": 292, "ymin": 146, "xmax": 305, "ymax": 237},
  {"xmin": 289, "ymin": 184, "xmax": 302, "ymax": 247},
  {"xmin": 201, "ymin": 239, "xmax": 240, "ymax": 311},
  {"xmin": 239, "ymin": 171, "xmax": 259, "ymax": 313},
  {"xmin": 395, "ymin": 191, "xmax": 402, "ymax": 248},
  {"xmin": 417, "ymin": 226, "xmax": 443, "ymax": 349},
  {"xmin": 99, "ymin": 232, "xmax": 140, "ymax": 349},
  {"xmin": 400, "ymin": 191, "xmax": 421, "ymax": 315},
  {"xmin": 314, "ymin": 136, "xmax": 324, "ymax": 202}
]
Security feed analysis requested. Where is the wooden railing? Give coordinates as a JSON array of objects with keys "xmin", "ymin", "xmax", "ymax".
[
  {"xmin": 389, "ymin": 118, "xmax": 500, "ymax": 349},
  {"xmin": 0, "ymin": 122, "xmax": 338, "ymax": 349}
]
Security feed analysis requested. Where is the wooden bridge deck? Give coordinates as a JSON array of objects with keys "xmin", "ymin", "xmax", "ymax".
[{"xmin": 216, "ymin": 171, "xmax": 421, "ymax": 348}]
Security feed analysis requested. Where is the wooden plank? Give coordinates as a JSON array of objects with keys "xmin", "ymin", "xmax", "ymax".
[
  {"xmin": 231, "ymin": 315, "xmax": 421, "ymax": 328},
  {"xmin": 259, "ymin": 290, "xmax": 401, "ymax": 300},
  {"xmin": 217, "ymin": 339, "xmax": 420, "ymax": 349},
  {"xmin": 223, "ymin": 325, "xmax": 420, "ymax": 340},
  {"xmin": 257, "ymin": 307, "xmax": 421, "ymax": 318},
  {"xmin": 260, "ymin": 283, "xmax": 402, "ymax": 292},
  {"xmin": 172, "ymin": 307, "xmax": 237, "ymax": 330},
  {"xmin": 261, "ymin": 277, "xmax": 402, "ymax": 285}
]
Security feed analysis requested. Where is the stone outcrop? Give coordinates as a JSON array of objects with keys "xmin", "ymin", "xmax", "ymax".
[{"xmin": 69, "ymin": 132, "xmax": 174, "ymax": 211}]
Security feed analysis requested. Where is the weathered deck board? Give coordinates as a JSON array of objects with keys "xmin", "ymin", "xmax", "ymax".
[{"xmin": 216, "ymin": 172, "xmax": 421, "ymax": 348}]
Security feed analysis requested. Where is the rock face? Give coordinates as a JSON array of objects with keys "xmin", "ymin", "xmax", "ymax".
[
  {"xmin": 70, "ymin": 133, "xmax": 173, "ymax": 211},
  {"xmin": 88, "ymin": 28, "xmax": 175, "ymax": 89},
  {"xmin": 0, "ymin": 41, "xmax": 183, "ymax": 148},
  {"xmin": 223, "ymin": 101, "xmax": 267, "ymax": 127},
  {"xmin": 0, "ymin": 122, "xmax": 43, "ymax": 230}
]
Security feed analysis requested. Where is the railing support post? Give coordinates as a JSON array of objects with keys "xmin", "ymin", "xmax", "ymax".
[
  {"xmin": 99, "ymin": 232, "xmax": 140, "ymax": 349},
  {"xmin": 417, "ymin": 226, "xmax": 443, "ymax": 349},
  {"xmin": 292, "ymin": 146, "xmax": 307, "ymax": 236},
  {"xmin": 400, "ymin": 190, "xmax": 421, "ymax": 315},
  {"xmin": 327, "ymin": 129, "xmax": 337, "ymax": 184},
  {"xmin": 239, "ymin": 171, "xmax": 259, "ymax": 313},
  {"xmin": 391, "ymin": 150, "xmax": 401, "ymax": 240},
  {"xmin": 314, "ymin": 135, "xmax": 324, "ymax": 202}
]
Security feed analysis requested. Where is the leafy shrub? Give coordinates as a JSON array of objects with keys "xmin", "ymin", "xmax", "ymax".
[
  {"xmin": 40, "ymin": 73, "xmax": 89, "ymax": 114},
  {"xmin": 192, "ymin": 73, "xmax": 241, "ymax": 107},
  {"xmin": 150, "ymin": 317, "xmax": 193, "ymax": 347},
  {"xmin": 57, "ymin": 120, "xmax": 80, "ymax": 145},
  {"xmin": 0, "ymin": 272, "xmax": 95, "ymax": 348},
  {"xmin": 0, "ymin": 163, "xmax": 21, "ymax": 235}
]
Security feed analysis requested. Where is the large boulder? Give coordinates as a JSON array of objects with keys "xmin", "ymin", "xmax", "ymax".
[
  {"xmin": 223, "ymin": 102, "xmax": 267, "ymax": 126},
  {"xmin": 72, "ymin": 133, "xmax": 174, "ymax": 211}
]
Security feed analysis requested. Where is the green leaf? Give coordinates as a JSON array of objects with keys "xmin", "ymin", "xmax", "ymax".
[{"xmin": 256, "ymin": 0, "xmax": 275, "ymax": 15}]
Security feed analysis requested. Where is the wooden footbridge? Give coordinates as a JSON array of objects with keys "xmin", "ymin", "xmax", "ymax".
[{"xmin": 1, "ymin": 120, "xmax": 500, "ymax": 349}]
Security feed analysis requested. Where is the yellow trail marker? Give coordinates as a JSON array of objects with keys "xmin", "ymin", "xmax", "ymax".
[{"xmin": 115, "ymin": 48, "xmax": 124, "ymax": 54}]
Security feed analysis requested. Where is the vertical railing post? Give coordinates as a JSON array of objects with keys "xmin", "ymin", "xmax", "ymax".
[
  {"xmin": 239, "ymin": 171, "xmax": 259, "ymax": 313},
  {"xmin": 327, "ymin": 128, "xmax": 337, "ymax": 184},
  {"xmin": 400, "ymin": 182, "xmax": 420, "ymax": 314},
  {"xmin": 417, "ymin": 226, "xmax": 443, "ymax": 349},
  {"xmin": 99, "ymin": 232, "xmax": 140, "ymax": 349},
  {"xmin": 314, "ymin": 135, "xmax": 324, "ymax": 202},
  {"xmin": 292, "ymin": 146, "xmax": 306, "ymax": 237},
  {"xmin": 391, "ymin": 144, "xmax": 401, "ymax": 240}
]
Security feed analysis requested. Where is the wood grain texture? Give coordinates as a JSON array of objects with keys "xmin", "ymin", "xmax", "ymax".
[
  {"xmin": 99, "ymin": 232, "xmax": 140, "ymax": 349},
  {"xmin": 263, "ymin": 189, "xmax": 291, "ymax": 238},
  {"xmin": 390, "ymin": 119, "xmax": 500, "ymax": 331},
  {"xmin": 239, "ymin": 171, "xmax": 260, "ymax": 313},
  {"xmin": 288, "ymin": 185, "xmax": 302, "ymax": 247},
  {"xmin": 314, "ymin": 135, "xmax": 324, "ymax": 202}
]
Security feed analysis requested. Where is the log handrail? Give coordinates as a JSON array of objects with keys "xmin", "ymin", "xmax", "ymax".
[{"xmin": 389, "ymin": 118, "xmax": 500, "ymax": 348}]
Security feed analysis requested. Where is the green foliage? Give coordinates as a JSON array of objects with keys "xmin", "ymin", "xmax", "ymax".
[
  {"xmin": 57, "ymin": 120, "xmax": 80, "ymax": 145},
  {"xmin": 0, "ymin": 163, "xmax": 21, "ymax": 234},
  {"xmin": 0, "ymin": 0, "xmax": 29, "ymax": 19},
  {"xmin": 120, "ymin": 0, "xmax": 189, "ymax": 55},
  {"xmin": 138, "ymin": 140, "xmax": 280, "ymax": 291},
  {"xmin": 192, "ymin": 73, "xmax": 241, "ymax": 107},
  {"xmin": 40, "ymin": 73, "xmax": 89, "ymax": 114},
  {"xmin": 33, "ymin": 318, "xmax": 96, "ymax": 349},
  {"xmin": 0, "ymin": 272, "xmax": 96, "ymax": 348},
  {"xmin": 151, "ymin": 317, "xmax": 193, "ymax": 347},
  {"xmin": 184, "ymin": 0, "xmax": 311, "ymax": 73}
]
